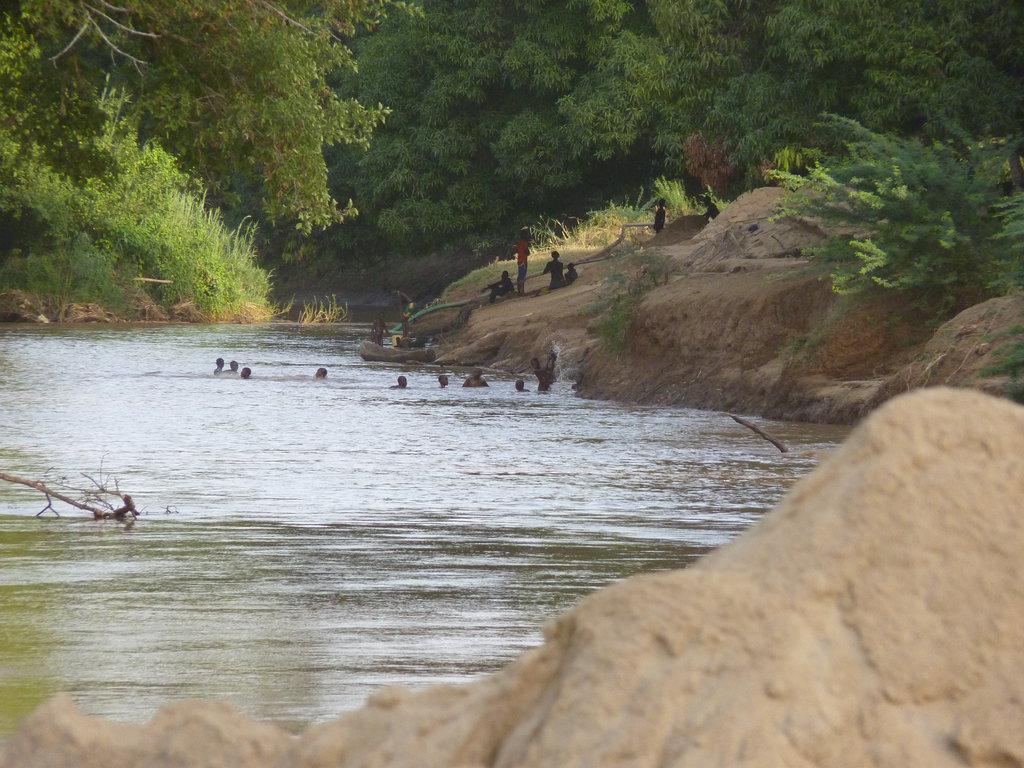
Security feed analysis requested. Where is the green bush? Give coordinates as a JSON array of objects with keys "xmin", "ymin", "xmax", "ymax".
[
  {"xmin": 0, "ymin": 93, "xmax": 272, "ymax": 320},
  {"xmin": 981, "ymin": 325, "xmax": 1024, "ymax": 403},
  {"xmin": 593, "ymin": 247, "xmax": 672, "ymax": 355},
  {"xmin": 772, "ymin": 117, "xmax": 1009, "ymax": 312}
]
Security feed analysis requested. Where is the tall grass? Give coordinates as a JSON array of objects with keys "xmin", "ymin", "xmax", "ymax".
[
  {"xmin": 141, "ymin": 195, "xmax": 273, "ymax": 320},
  {"xmin": 439, "ymin": 184, "xmax": 686, "ymax": 304},
  {"xmin": 298, "ymin": 295, "xmax": 349, "ymax": 324},
  {"xmin": 0, "ymin": 92, "xmax": 273, "ymax": 321}
]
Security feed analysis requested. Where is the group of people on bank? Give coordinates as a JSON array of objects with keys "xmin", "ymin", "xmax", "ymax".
[{"xmin": 487, "ymin": 231, "xmax": 579, "ymax": 304}]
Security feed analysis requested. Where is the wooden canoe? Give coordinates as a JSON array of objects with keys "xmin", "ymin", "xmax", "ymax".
[{"xmin": 359, "ymin": 341, "xmax": 436, "ymax": 363}]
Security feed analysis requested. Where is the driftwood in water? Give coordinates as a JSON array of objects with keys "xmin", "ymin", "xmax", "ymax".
[
  {"xmin": 726, "ymin": 413, "xmax": 790, "ymax": 454},
  {"xmin": 0, "ymin": 471, "xmax": 139, "ymax": 519}
]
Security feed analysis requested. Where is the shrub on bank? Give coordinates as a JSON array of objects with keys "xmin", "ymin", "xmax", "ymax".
[
  {"xmin": 0, "ymin": 91, "xmax": 272, "ymax": 322},
  {"xmin": 772, "ymin": 117, "xmax": 1016, "ymax": 313}
]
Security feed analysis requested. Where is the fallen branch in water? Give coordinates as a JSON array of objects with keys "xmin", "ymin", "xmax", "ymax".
[
  {"xmin": 726, "ymin": 413, "xmax": 790, "ymax": 454},
  {"xmin": 0, "ymin": 470, "xmax": 139, "ymax": 520}
]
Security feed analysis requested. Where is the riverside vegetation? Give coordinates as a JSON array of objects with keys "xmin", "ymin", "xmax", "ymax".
[{"xmin": 2, "ymin": 1, "xmax": 1024, "ymax": 393}]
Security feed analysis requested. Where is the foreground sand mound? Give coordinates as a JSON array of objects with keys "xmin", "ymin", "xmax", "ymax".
[{"xmin": 4, "ymin": 388, "xmax": 1023, "ymax": 768}]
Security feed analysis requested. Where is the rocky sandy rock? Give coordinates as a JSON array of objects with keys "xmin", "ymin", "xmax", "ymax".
[{"xmin": 4, "ymin": 387, "xmax": 1024, "ymax": 767}]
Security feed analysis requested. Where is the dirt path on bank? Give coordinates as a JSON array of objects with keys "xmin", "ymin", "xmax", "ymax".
[{"xmin": 423, "ymin": 188, "xmax": 1024, "ymax": 424}]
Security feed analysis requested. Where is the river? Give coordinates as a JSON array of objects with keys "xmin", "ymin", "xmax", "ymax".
[{"xmin": 0, "ymin": 323, "xmax": 847, "ymax": 735}]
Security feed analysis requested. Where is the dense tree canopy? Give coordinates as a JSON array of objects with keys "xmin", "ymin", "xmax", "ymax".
[
  {"xmin": 308, "ymin": 0, "xmax": 1024, "ymax": 262},
  {"xmin": 3, "ymin": 0, "xmax": 1023, "ymax": 291},
  {"xmin": 647, "ymin": 0, "xmax": 1024, "ymax": 185},
  {"xmin": 6, "ymin": 0, "xmax": 403, "ymax": 230},
  {"xmin": 321, "ymin": 0, "xmax": 663, "ymax": 258}
]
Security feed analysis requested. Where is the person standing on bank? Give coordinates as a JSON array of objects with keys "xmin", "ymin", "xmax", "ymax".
[
  {"xmin": 515, "ymin": 227, "xmax": 530, "ymax": 296},
  {"xmin": 653, "ymin": 199, "xmax": 667, "ymax": 234},
  {"xmin": 396, "ymin": 290, "xmax": 415, "ymax": 345},
  {"xmin": 542, "ymin": 251, "xmax": 565, "ymax": 290}
]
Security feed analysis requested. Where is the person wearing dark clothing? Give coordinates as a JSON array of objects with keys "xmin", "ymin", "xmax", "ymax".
[
  {"xmin": 370, "ymin": 312, "xmax": 386, "ymax": 346},
  {"xmin": 653, "ymin": 199, "xmax": 667, "ymax": 233},
  {"xmin": 701, "ymin": 192, "xmax": 719, "ymax": 221},
  {"xmin": 531, "ymin": 352, "xmax": 557, "ymax": 392},
  {"xmin": 564, "ymin": 263, "xmax": 578, "ymax": 286},
  {"xmin": 487, "ymin": 270, "xmax": 515, "ymax": 303},
  {"xmin": 542, "ymin": 251, "xmax": 565, "ymax": 289},
  {"xmin": 515, "ymin": 227, "xmax": 530, "ymax": 296}
]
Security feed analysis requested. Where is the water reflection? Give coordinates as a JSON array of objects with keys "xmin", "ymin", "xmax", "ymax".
[{"xmin": 0, "ymin": 323, "xmax": 845, "ymax": 734}]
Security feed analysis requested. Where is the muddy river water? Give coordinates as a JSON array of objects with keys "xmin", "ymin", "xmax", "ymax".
[{"xmin": 0, "ymin": 323, "xmax": 847, "ymax": 735}]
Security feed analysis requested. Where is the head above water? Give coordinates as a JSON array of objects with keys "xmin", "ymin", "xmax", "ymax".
[
  {"xmin": 229, "ymin": 360, "xmax": 239, "ymax": 372},
  {"xmin": 438, "ymin": 374, "xmax": 449, "ymax": 388},
  {"xmin": 215, "ymin": 358, "xmax": 224, "ymax": 367},
  {"xmin": 315, "ymin": 367, "xmax": 327, "ymax": 378},
  {"xmin": 240, "ymin": 367, "xmax": 251, "ymax": 379},
  {"xmin": 515, "ymin": 379, "xmax": 526, "ymax": 391},
  {"xmin": 393, "ymin": 375, "xmax": 408, "ymax": 388}
]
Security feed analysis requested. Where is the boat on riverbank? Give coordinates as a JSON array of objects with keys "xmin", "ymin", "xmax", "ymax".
[{"xmin": 359, "ymin": 340, "xmax": 436, "ymax": 363}]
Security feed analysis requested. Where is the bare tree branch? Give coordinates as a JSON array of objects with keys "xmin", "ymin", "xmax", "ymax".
[
  {"xmin": 83, "ymin": 3, "xmax": 159, "ymax": 38},
  {"xmin": 257, "ymin": 0, "xmax": 344, "ymax": 42},
  {"xmin": 726, "ymin": 413, "xmax": 790, "ymax": 454},
  {"xmin": 97, "ymin": 0, "xmax": 131, "ymax": 13},
  {"xmin": 258, "ymin": 0, "xmax": 316, "ymax": 35},
  {"xmin": 50, "ymin": 22, "xmax": 90, "ymax": 62},
  {"xmin": 88, "ymin": 15, "xmax": 149, "ymax": 69},
  {"xmin": 0, "ymin": 471, "xmax": 140, "ymax": 520}
]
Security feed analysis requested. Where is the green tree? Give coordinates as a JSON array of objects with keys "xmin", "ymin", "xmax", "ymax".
[
  {"xmin": 773, "ymin": 117, "xmax": 1011, "ymax": 310},
  {"xmin": 321, "ymin": 0, "xmax": 662, "ymax": 258},
  {"xmin": 7, "ymin": 0, "xmax": 403, "ymax": 231},
  {"xmin": 0, "ymin": 86, "xmax": 272, "ymax": 320},
  {"xmin": 647, "ymin": 0, "xmax": 1024, "ymax": 186}
]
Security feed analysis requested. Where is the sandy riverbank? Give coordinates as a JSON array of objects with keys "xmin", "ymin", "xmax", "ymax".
[{"xmin": 422, "ymin": 187, "xmax": 1024, "ymax": 424}]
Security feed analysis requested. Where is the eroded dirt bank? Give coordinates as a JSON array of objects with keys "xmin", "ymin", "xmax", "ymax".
[
  {"xmin": 5, "ymin": 387, "xmax": 1024, "ymax": 767},
  {"xmin": 429, "ymin": 187, "xmax": 1024, "ymax": 424}
]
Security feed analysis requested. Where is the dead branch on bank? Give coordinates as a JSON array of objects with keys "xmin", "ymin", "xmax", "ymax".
[
  {"xmin": 0, "ymin": 470, "xmax": 139, "ymax": 520},
  {"xmin": 726, "ymin": 413, "xmax": 790, "ymax": 454}
]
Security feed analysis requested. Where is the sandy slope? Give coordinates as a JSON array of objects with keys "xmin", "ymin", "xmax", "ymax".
[{"xmin": 429, "ymin": 188, "xmax": 1024, "ymax": 424}]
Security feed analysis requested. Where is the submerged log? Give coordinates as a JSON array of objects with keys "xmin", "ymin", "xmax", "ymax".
[
  {"xmin": 726, "ymin": 413, "xmax": 790, "ymax": 453},
  {"xmin": 0, "ymin": 471, "xmax": 140, "ymax": 519}
]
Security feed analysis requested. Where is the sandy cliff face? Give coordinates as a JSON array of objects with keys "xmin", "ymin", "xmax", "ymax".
[
  {"xmin": 433, "ymin": 188, "xmax": 1023, "ymax": 424},
  {"xmin": 4, "ymin": 387, "xmax": 1024, "ymax": 767}
]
